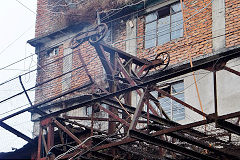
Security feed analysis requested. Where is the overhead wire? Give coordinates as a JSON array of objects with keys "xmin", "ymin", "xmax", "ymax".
[
  {"xmin": 0, "ymin": 3, "xmax": 229, "ymax": 74},
  {"xmin": 15, "ymin": 0, "xmax": 37, "ymax": 15},
  {"xmin": 0, "ymin": 0, "xmax": 238, "ymax": 128},
  {"xmin": 0, "ymin": 25, "xmax": 34, "ymax": 57},
  {"xmin": 0, "ymin": 0, "xmax": 228, "ymax": 71},
  {"xmin": 0, "ymin": 25, "xmax": 239, "ymax": 111}
]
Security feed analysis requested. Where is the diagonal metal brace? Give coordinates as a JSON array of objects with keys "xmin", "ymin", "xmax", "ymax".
[
  {"xmin": 0, "ymin": 121, "xmax": 33, "ymax": 143},
  {"xmin": 19, "ymin": 75, "xmax": 46, "ymax": 116}
]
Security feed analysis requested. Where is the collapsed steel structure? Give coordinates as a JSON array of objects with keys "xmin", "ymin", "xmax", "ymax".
[{"xmin": 1, "ymin": 23, "xmax": 240, "ymax": 160}]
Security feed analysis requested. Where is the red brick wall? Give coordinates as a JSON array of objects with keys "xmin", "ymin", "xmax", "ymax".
[
  {"xmin": 35, "ymin": 0, "xmax": 68, "ymax": 37},
  {"xmin": 35, "ymin": 0, "xmax": 240, "ymax": 103},
  {"xmin": 225, "ymin": 0, "xmax": 240, "ymax": 48},
  {"xmin": 137, "ymin": 0, "xmax": 212, "ymax": 65},
  {"xmin": 35, "ymin": 45, "xmax": 63, "ymax": 103},
  {"xmin": 71, "ymin": 41, "xmax": 104, "ymax": 90}
]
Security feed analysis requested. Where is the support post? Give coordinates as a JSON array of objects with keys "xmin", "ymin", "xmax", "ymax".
[{"xmin": 213, "ymin": 71, "xmax": 218, "ymax": 120}]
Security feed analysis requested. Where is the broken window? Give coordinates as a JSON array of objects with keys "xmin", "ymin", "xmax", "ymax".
[
  {"xmin": 145, "ymin": 2, "xmax": 183, "ymax": 49},
  {"xmin": 45, "ymin": 46, "xmax": 60, "ymax": 58}
]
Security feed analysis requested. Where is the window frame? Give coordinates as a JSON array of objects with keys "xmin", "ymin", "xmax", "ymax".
[
  {"xmin": 158, "ymin": 81, "xmax": 185, "ymax": 121},
  {"xmin": 145, "ymin": 1, "xmax": 183, "ymax": 49},
  {"xmin": 45, "ymin": 46, "xmax": 60, "ymax": 58}
]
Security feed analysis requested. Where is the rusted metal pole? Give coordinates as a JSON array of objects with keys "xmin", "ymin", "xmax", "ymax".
[
  {"xmin": 223, "ymin": 66, "xmax": 240, "ymax": 76},
  {"xmin": 0, "ymin": 121, "xmax": 33, "ymax": 143},
  {"xmin": 19, "ymin": 75, "xmax": 46, "ymax": 116},
  {"xmin": 37, "ymin": 127, "xmax": 42, "ymax": 160},
  {"xmin": 41, "ymin": 130, "xmax": 48, "ymax": 154},
  {"xmin": 98, "ymin": 105, "xmax": 130, "ymax": 127},
  {"xmin": 128, "ymin": 90, "xmax": 148, "ymax": 132},
  {"xmin": 47, "ymin": 123, "xmax": 54, "ymax": 151}
]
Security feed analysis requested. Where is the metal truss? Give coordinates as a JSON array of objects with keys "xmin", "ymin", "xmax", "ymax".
[{"xmin": 1, "ymin": 25, "xmax": 240, "ymax": 159}]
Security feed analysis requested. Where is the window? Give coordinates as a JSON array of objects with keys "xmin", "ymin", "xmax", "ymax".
[
  {"xmin": 46, "ymin": 46, "xmax": 59, "ymax": 58},
  {"xmin": 86, "ymin": 106, "xmax": 92, "ymax": 116},
  {"xmin": 151, "ymin": 81, "xmax": 185, "ymax": 121},
  {"xmin": 145, "ymin": 2, "xmax": 183, "ymax": 49}
]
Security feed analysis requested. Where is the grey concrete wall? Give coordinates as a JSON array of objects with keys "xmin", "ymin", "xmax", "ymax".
[
  {"xmin": 126, "ymin": 18, "xmax": 137, "ymax": 56},
  {"xmin": 212, "ymin": 0, "xmax": 225, "ymax": 51},
  {"xmin": 62, "ymin": 46, "xmax": 72, "ymax": 92},
  {"xmin": 181, "ymin": 57, "xmax": 240, "ymax": 124}
]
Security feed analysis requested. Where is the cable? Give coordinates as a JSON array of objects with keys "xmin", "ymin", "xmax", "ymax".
[
  {"xmin": 0, "ymin": 104, "xmax": 29, "ymax": 116},
  {"xmin": 15, "ymin": 0, "xmax": 37, "ymax": 15},
  {"xmin": 54, "ymin": 134, "xmax": 106, "ymax": 160},
  {"xmin": 1, "ymin": 25, "xmax": 239, "ymax": 106},
  {"xmin": 0, "ymin": 3, "xmax": 229, "ymax": 81},
  {"xmin": 0, "ymin": 25, "xmax": 34, "ymax": 56}
]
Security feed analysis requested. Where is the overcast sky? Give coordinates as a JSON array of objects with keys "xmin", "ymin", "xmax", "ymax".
[{"xmin": 0, "ymin": 0, "xmax": 37, "ymax": 152}]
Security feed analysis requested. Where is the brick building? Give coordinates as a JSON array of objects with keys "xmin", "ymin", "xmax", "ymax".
[{"xmin": 27, "ymin": 0, "xmax": 240, "ymax": 159}]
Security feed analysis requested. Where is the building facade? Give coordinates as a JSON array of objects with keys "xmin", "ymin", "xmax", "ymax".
[{"xmin": 28, "ymin": 0, "xmax": 240, "ymax": 159}]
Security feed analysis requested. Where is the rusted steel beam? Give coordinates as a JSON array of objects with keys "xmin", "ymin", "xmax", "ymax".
[
  {"xmin": 129, "ymin": 130, "xmax": 218, "ymax": 160},
  {"xmin": 53, "ymin": 119, "xmax": 83, "ymax": 145},
  {"xmin": 149, "ymin": 125, "xmax": 238, "ymax": 159},
  {"xmin": 128, "ymin": 90, "xmax": 147, "ymax": 131},
  {"xmin": 93, "ymin": 43, "xmax": 114, "ymax": 78},
  {"xmin": 47, "ymin": 123, "xmax": 54, "ymax": 151},
  {"xmin": 0, "ymin": 82, "xmax": 92, "ymax": 122},
  {"xmin": 154, "ymin": 87, "xmax": 207, "ymax": 117},
  {"xmin": 117, "ymin": 59, "xmax": 160, "ymax": 117},
  {"xmin": 223, "ymin": 66, "xmax": 240, "ymax": 76},
  {"xmin": 37, "ymin": 127, "xmax": 42, "ymax": 160},
  {"xmin": 3, "ymin": 47, "xmax": 240, "ymax": 123},
  {"xmin": 99, "ymin": 42, "xmax": 148, "ymax": 66},
  {"xmin": 151, "ymin": 120, "xmax": 208, "ymax": 137},
  {"xmin": 93, "ymin": 137, "xmax": 135, "ymax": 151},
  {"xmin": 98, "ymin": 105, "xmax": 130, "ymax": 127},
  {"xmin": 218, "ymin": 111, "xmax": 240, "ymax": 120},
  {"xmin": 64, "ymin": 115, "xmax": 111, "ymax": 121},
  {"xmin": 41, "ymin": 131, "xmax": 48, "ymax": 154},
  {"xmin": 0, "ymin": 121, "xmax": 33, "ymax": 143},
  {"xmin": 217, "ymin": 120, "xmax": 240, "ymax": 136}
]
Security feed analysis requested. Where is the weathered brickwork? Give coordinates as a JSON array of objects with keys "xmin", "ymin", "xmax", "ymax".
[
  {"xmin": 35, "ymin": 45, "xmax": 63, "ymax": 103},
  {"xmin": 35, "ymin": 0, "xmax": 68, "ymax": 37},
  {"xmin": 225, "ymin": 0, "xmax": 240, "ymax": 48},
  {"xmin": 34, "ymin": 0, "xmax": 239, "ymax": 103},
  {"xmin": 71, "ymin": 41, "xmax": 104, "ymax": 90},
  {"xmin": 137, "ymin": 0, "xmax": 212, "ymax": 65}
]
